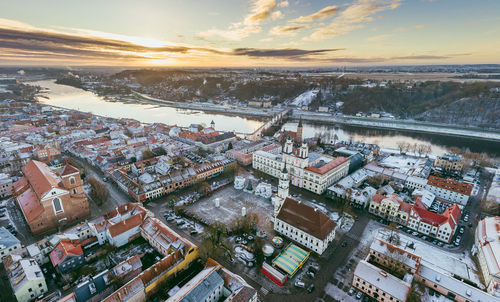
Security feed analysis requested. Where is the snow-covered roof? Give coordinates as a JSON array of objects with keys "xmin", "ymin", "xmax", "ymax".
[
  {"xmin": 418, "ymin": 264, "xmax": 496, "ymax": 302},
  {"xmin": 354, "ymin": 260, "xmax": 411, "ymax": 301},
  {"xmin": 476, "ymin": 217, "xmax": 500, "ymax": 278}
]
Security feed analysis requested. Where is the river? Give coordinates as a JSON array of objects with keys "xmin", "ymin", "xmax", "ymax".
[
  {"xmin": 282, "ymin": 122, "xmax": 500, "ymax": 156},
  {"xmin": 31, "ymin": 80, "xmax": 264, "ymax": 133},
  {"xmin": 31, "ymin": 79, "xmax": 499, "ymax": 156}
]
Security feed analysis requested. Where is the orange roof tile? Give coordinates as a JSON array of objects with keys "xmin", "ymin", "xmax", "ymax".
[
  {"xmin": 49, "ymin": 239, "xmax": 83, "ymax": 267},
  {"xmin": 108, "ymin": 213, "xmax": 145, "ymax": 238},
  {"xmin": 22, "ymin": 160, "xmax": 63, "ymax": 199},
  {"xmin": 59, "ymin": 164, "xmax": 79, "ymax": 176},
  {"xmin": 305, "ymin": 157, "xmax": 349, "ymax": 175},
  {"xmin": 16, "ymin": 188, "xmax": 44, "ymax": 223}
]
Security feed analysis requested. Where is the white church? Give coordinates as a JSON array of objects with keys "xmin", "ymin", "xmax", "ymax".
[{"xmin": 272, "ymin": 167, "xmax": 337, "ymax": 255}]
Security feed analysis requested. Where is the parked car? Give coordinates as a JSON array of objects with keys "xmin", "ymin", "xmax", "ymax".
[
  {"xmin": 348, "ymin": 288, "xmax": 355, "ymax": 296},
  {"xmin": 307, "ymin": 271, "xmax": 315, "ymax": 278},
  {"xmin": 356, "ymin": 291, "xmax": 363, "ymax": 299},
  {"xmin": 307, "ymin": 284, "xmax": 315, "ymax": 293},
  {"xmin": 341, "ymin": 240, "xmax": 348, "ymax": 247},
  {"xmin": 412, "ymin": 231, "xmax": 419, "ymax": 236},
  {"xmin": 294, "ymin": 280, "xmax": 305, "ymax": 288},
  {"xmin": 459, "ymin": 226, "xmax": 465, "ymax": 234}
]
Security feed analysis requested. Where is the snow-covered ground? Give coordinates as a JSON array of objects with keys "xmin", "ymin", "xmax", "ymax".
[
  {"xmin": 324, "ymin": 282, "xmax": 357, "ymax": 301},
  {"xmin": 291, "ymin": 90, "xmax": 319, "ymax": 107}
]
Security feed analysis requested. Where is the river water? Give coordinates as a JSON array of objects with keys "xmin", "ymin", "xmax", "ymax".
[
  {"xmin": 282, "ymin": 122, "xmax": 500, "ymax": 156},
  {"xmin": 32, "ymin": 80, "xmax": 499, "ymax": 156},
  {"xmin": 32, "ymin": 80, "xmax": 264, "ymax": 133}
]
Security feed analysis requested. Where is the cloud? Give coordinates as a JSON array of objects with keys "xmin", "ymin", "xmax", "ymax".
[
  {"xmin": 232, "ymin": 47, "xmax": 344, "ymax": 57},
  {"xmin": 308, "ymin": 0, "xmax": 401, "ymax": 41},
  {"xmin": 270, "ymin": 10, "xmax": 284, "ymax": 20},
  {"xmin": 270, "ymin": 24, "xmax": 309, "ymax": 36},
  {"xmin": 197, "ymin": 26, "xmax": 262, "ymax": 41},
  {"xmin": 367, "ymin": 34, "xmax": 392, "ymax": 41},
  {"xmin": 197, "ymin": 0, "xmax": 279, "ymax": 41},
  {"xmin": 414, "ymin": 24, "xmax": 425, "ymax": 29},
  {"xmin": 243, "ymin": 0, "xmax": 278, "ymax": 26},
  {"xmin": 0, "ymin": 18, "xmax": 349, "ymax": 65},
  {"xmin": 277, "ymin": 1, "xmax": 289, "ymax": 8},
  {"xmin": 292, "ymin": 6, "xmax": 338, "ymax": 23}
]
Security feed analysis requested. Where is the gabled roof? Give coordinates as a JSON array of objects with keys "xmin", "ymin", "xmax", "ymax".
[
  {"xmin": 107, "ymin": 213, "xmax": 145, "ymax": 238},
  {"xmin": 276, "ymin": 197, "xmax": 336, "ymax": 240},
  {"xmin": 305, "ymin": 157, "xmax": 349, "ymax": 175},
  {"xmin": 59, "ymin": 164, "xmax": 79, "ymax": 176},
  {"xmin": 22, "ymin": 160, "xmax": 63, "ymax": 199},
  {"xmin": 371, "ymin": 194, "xmax": 385, "ymax": 204},
  {"xmin": 16, "ymin": 188, "xmax": 44, "ymax": 223},
  {"xmin": 427, "ymin": 175, "xmax": 473, "ymax": 195},
  {"xmin": 49, "ymin": 239, "xmax": 83, "ymax": 267},
  {"xmin": 411, "ymin": 199, "xmax": 460, "ymax": 229}
]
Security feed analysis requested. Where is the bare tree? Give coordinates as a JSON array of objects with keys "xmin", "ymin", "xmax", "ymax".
[
  {"xmin": 397, "ymin": 141, "xmax": 406, "ymax": 154},
  {"xmin": 86, "ymin": 177, "xmax": 109, "ymax": 205}
]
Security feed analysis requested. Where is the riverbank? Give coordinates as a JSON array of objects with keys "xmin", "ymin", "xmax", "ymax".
[{"xmin": 290, "ymin": 110, "xmax": 500, "ymax": 142}]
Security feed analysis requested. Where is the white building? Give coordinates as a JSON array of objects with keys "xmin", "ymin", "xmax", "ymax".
[
  {"xmin": 253, "ymin": 139, "xmax": 349, "ymax": 194},
  {"xmin": 353, "ymin": 260, "xmax": 412, "ymax": 302},
  {"xmin": 3, "ymin": 254, "xmax": 48, "ymax": 302},
  {"xmin": 0, "ymin": 226, "xmax": 22, "ymax": 260},
  {"xmin": 473, "ymin": 216, "xmax": 500, "ymax": 297},
  {"xmin": 0, "ymin": 173, "xmax": 13, "ymax": 198},
  {"xmin": 425, "ymin": 176, "xmax": 472, "ymax": 207},
  {"xmin": 273, "ymin": 168, "xmax": 336, "ymax": 255}
]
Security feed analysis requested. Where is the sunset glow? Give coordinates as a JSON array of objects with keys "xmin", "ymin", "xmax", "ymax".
[{"xmin": 1, "ymin": 0, "xmax": 499, "ymax": 66}]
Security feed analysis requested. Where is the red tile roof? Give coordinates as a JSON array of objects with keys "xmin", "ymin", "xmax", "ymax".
[
  {"xmin": 22, "ymin": 160, "xmax": 62, "ymax": 199},
  {"xmin": 16, "ymin": 188, "xmax": 44, "ymax": 223},
  {"xmin": 49, "ymin": 239, "xmax": 83, "ymax": 267},
  {"xmin": 107, "ymin": 213, "xmax": 145, "ymax": 238},
  {"xmin": 371, "ymin": 194, "xmax": 385, "ymax": 204},
  {"xmin": 59, "ymin": 164, "xmax": 79, "ymax": 176},
  {"xmin": 427, "ymin": 176, "xmax": 473, "ymax": 196},
  {"xmin": 305, "ymin": 157, "xmax": 349, "ymax": 175},
  {"xmin": 412, "ymin": 198, "xmax": 461, "ymax": 229},
  {"xmin": 277, "ymin": 197, "xmax": 336, "ymax": 240}
]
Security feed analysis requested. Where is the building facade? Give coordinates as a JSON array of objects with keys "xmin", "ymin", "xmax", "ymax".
[
  {"xmin": 273, "ymin": 168, "xmax": 336, "ymax": 255},
  {"xmin": 0, "ymin": 226, "xmax": 22, "ymax": 260},
  {"xmin": 13, "ymin": 160, "xmax": 90, "ymax": 235},
  {"xmin": 4, "ymin": 254, "xmax": 48, "ymax": 302},
  {"xmin": 473, "ymin": 216, "xmax": 500, "ymax": 297},
  {"xmin": 253, "ymin": 139, "xmax": 349, "ymax": 194},
  {"xmin": 425, "ymin": 176, "xmax": 472, "ymax": 207},
  {"xmin": 434, "ymin": 154, "xmax": 463, "ymax": 172},
  {"xmin": 352, "ymin": 260, "xmax": 411, "ymax": 302}
]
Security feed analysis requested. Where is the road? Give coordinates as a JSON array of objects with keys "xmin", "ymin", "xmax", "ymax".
[
  {"xmin": 67, "ymin": 154, "xmax": 132, "ymax": 215},
  {"xmin": 264, "ymin": 213, "xmax": 370, "ymax": 302}
]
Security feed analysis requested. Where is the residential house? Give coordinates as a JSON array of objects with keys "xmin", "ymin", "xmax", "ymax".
[{"xmin": 3, "ymin": 254, "xmax": 48, "ymax": 302}]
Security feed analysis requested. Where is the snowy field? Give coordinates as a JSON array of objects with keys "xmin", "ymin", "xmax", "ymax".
[{"xmin": 185, "ymin": 185, "xmax": 274, "ymax": 230}]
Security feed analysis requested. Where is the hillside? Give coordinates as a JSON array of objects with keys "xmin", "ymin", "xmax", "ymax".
[{"xmin": 416, "ymin": 98, "xmax": 500, "ymax": 129}]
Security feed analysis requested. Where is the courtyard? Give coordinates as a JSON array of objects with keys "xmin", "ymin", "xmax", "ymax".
[{"xmin": 184, "ymin": 182, "xmax": 275, "ymax": 231}]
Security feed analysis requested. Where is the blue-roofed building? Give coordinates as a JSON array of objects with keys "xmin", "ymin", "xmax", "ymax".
[
  {"xmin": 0, "ymin": 226, "xmax": 22, "ymax": 260},
  {"xmin": 74, "ymin": 270, "xmax": 113, "ymax": 302},
  {"xmin": 347, "ymin": 153, "xmax": 365, "ymax": 173},
  {"xmin": 167, "ymin": 266, "xmax": 224, "ymax": 302}
]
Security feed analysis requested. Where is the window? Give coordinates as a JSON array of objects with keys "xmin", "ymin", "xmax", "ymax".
[
  {"xmin": 69, "ymin": 177, "xmax": 76, "ymax": 185},
  {"xmin": 53, "ymin": 198, "xmax": 63, "ymax": 214}
]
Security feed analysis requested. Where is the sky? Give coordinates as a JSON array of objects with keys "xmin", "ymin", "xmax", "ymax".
[{"xmin": 1, "ymin": 0, "xmax": 499, "ymax": 67}]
